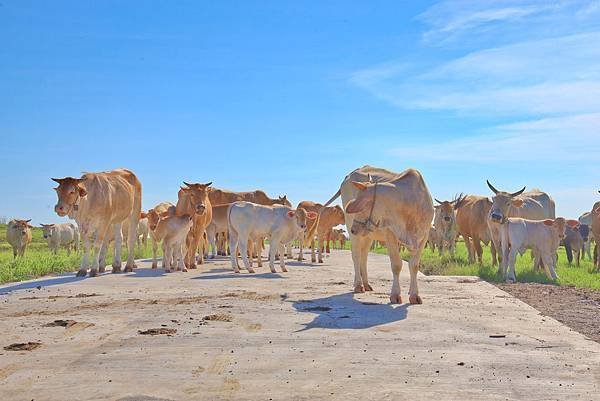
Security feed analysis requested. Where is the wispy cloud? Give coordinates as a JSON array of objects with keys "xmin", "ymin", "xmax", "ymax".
[
  {"xmin": 350, "ymin": 1, "xmax": 600, "ymax": 163},
  {"xmin": 392, "ymin": 113, "xmax": 600, "ymax": 162}
]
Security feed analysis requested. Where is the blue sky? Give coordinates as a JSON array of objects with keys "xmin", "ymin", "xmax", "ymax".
[{"xmin": 2, "ymin": 0, "xmax": 600, "ymax": 224}]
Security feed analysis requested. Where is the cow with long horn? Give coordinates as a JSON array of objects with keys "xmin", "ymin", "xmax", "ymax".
[{"xmin": 486, "ymin": 180, "xmax": 556, "ymax": 277}]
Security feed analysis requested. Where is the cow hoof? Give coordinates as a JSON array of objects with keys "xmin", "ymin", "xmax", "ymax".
[
  {"xmin": 281, "ymin": 267, "xmax": 288, "ymax": 273},
  {"xmin": 124, "ymin": 265, "xmax": 134, "ymax": 273},
  {"xmin": 89, "ymin": 269, "xmax": 98, "ymax": 277},
  {"xmin": 311, "ymin": 259, "xmax": 316, "ymax": 263},
  {"xmin": 354, "ymin": 285, "xmax": 365, "ymax": 293},
  {"xmin": 248, "ymin": 269, "xmax": 256, "ymax": 274},
  {"xmin": 99, "ymin": 266, "xmax": 106, "ymax": 273},
  {"xmin": 390, "ymin": 294, "xmax": 402, "ymax": 304},
  {"xmin": 409, "ymin": 294, "xmax": 423, "ymax": 304},
  {"xmin": 165, "ymin": 269, "xmax": 172, "ymax": 273},
  {"xmin": 189, "ymin": 265, "xmax": 197, "ymax": 269},
  {"xmin": 112, "ymin": 266, "xmax": 122, "ymax": 274},
  {"xmin": 233, "ymin": 270, "xmax": 241, "ymax": 274},
  {"xmin": 151, "ymin": 264, "xmax": 157, "ymax": 269},
  {"xmin": 182, "ymin": 268, "xmax": 188, "ymax": 272},
  {"xmin": 364, "ymin": 283, "xmax": 374, "ymax": 291},
  {"xmin": 318, "ymin": 260, "xmax": 324, "ymax": 264},
  {"xmin": 112, "ymin": 262, "xmax": 122, "ymax": 270},
  {"xmin": 76, "ymin": 270, "xmax": 87, "ymax": 277}
]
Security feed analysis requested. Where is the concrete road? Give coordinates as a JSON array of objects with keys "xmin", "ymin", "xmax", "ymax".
[{"xmin": 0, "ymin": 250, "xmax": 598, "ymax": 401}]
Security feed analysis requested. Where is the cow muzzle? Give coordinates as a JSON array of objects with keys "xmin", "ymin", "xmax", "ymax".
[
  {"xmin": 443, "ymin": 216, "xmax": 451, "ymax": 222},
  {"xmin": 490, "ymin": 212, "xmax": 504, "ymax": 223},
  {"xmin": 195, "ymin": 204, "xmax": 206, "ymax": 213}
]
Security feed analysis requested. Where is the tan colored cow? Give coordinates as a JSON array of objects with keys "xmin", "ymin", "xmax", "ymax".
[
  {"xmin": 176, "ymin": 182, "xmax": 213, "ymax": 268},
  {"xmin": 206, "ymin": 203, "xmax": 230, "ymax": 259},
  {"xmin": 153, "ymin": 213, "xmax": 193, "ymax": 272},
  {"xmin": 432, "ymin": 194, "xmax": 464, "ymax": 256},
  {"xmin": 122, "ymin": 216, "xmax": 149, "ymax": 249},
  {"xmin": 295, "ymin": 201, "xmax": 325, "ymax": 263},
  {"xmin": 591, "ymin": 196, "xmax": 600, "ymax": 270},
  {"xmin": 323, "ymin": 165, "xmax": 434, "ymax": 304},
  {"xmin": 579, "ymin": 211, "xmax": 594, "ymax": 260},
  {"xmin": 6, "ymin": 219, "xmax": 33, "ymax": 258},
  {"xmin": 146, "ymin": 202, "xmax": 175, "ymax": 268},
  {"xmin": 52, "ymin": 168, "xmax": 142, "ymax": 277},
  {"xmin": 40, "ymin": 222, "xmax": 80, "ymax": 255},
  {"xmin": 486, "ymin": 181, "xmax": 555, "ymax": 273},
  {"xmin": 455, "ymin": 195, "xmax": 496, "ymax": 265},
  {"xmin": 500, "ymin": 217, "xmax": 573, "ymax": 282},
  {"xmin": 331, "ymin": 228, "xmax": 347, "ymax": 249}
]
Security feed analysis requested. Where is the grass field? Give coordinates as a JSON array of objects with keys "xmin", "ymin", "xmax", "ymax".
[
  {"xmin": 363, "ymin": 241, "xmax": 600, "ymax": 290},
  {"xmin": 0, "ymin": 224, "xmax": 157, "ymax": 284}
]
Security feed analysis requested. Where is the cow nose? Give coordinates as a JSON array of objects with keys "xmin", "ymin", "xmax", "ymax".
[
  {"xmin": 196, "ymin": 205, "xmax": 206, "ymax": 213},
  {"xmin": 444, "ymin": 216, "xmax": 451, "ymax": 222},
  {"xmin": 491, "ymin": 213, "xmax": 503, "ymax": 222},
  {"xmin": 350, "ymin": 228, "xmax": 357, "ymax": 235}
]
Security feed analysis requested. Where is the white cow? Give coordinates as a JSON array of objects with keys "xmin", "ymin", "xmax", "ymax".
[
  {"xmin": 228, "ymin": 202, "xmax": 317, "ymax": 274},
  {"xmin": 40, "ymin": 222, "xmax": 80, "ymax": 255},
  {"xmin": 500, "ymin": 217, "xmax": 573, "ymax": 283}
]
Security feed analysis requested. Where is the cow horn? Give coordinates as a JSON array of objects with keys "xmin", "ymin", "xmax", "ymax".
[
  {"xmin": 182, "ymin": 181, "xmax": 193, "ymax": 188},
  {"xmin": 25, "ymin": 219, "xmax": 31, "ymax": 223},
  {"xmin": 486, "ymin": 180, "xmax": 499, "ymax": 195},
  {"xmin": 510, "ymin": 187, "xmax": 526, "ymax": 197},
  {"xmin": 205, "ymin": 182, "xmax": 212, "ymax": 187},
  {"xmin": 434, "ymin": 198, "xmax": 443, "ymax": 204},
  {"xmin": 51, "ymin": 178, "xmax": 63, "ymax": 184}
]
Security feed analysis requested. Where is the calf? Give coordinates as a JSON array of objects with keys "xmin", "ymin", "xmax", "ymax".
[
  {"xmin": 6, "ymin": 219, "xmax": 33, "ymax": 258},
  {"xmin": 153, "ymin": 213, "xmax": 193, "ymax": 272},
  {"xmin": 313, "ymin": 205, "xmax": 345, "ymax": 263},
  {"xmin": 579, "ymin": 211, "xmax": 593, "ymax": 260},
  {"xmin": 500, "ymin": 217, "xmax": 573, "ymax": 283},
  {"xmin": 40, "ymin": 222, "xmax": 80, "ymax": 255},
  {"xmin": 228, "ymin": 202, "xmax": 317, "ymax": 273},
  {"xmin": 206, "ymin": 204, "xmax": 230, "ymax": 259},
  {"xmin": 146, "ymin": 202, "xmax": 175, "ymax": 268},
  {"xmin": 563, "ymin": 223, "xmax": 589, "ymax": 267}
]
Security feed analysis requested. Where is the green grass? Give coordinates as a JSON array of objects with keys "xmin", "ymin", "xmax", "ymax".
[
  {"xmin": 359, "ymin": 240, "xmax": 600, "ymax": 290},
  {"xmin": 0, "ymin": 224, "xmax": 158, "ymax": 284}
]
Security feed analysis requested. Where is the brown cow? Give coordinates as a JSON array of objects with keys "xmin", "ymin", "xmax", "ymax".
[
  {"xmin": 455, "ymin": 195, "xmax": 496, "ymax": 265},
  {"xmin": 209, "ymin": 189, "xmax": 291, "ymax": 207},
  {"xmin": 313, "ymin": 205, "xmax": 345, "ymax": 263},
  {"xmin": 52, "ymin": 168, "xmax": 142, "ymax": 277},
  {"xmin": 176, "ymin": 182, "xmax": 213, "ymax": 268}
]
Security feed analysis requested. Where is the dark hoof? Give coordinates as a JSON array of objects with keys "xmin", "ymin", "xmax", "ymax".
[
  {"xmin": 124, "ymin": 265, "xmax": 134, "ymax": 273},
  {"xmin": 112, "ymin": 266, "xmax": 122, "ymax": 274},
  {"xmin": 76, "ymin": 270, "xmax": 87, "ymax": 277},
  {"xmin": 89, "ymin": 269, "xmax": 98, "ymax": 277}
]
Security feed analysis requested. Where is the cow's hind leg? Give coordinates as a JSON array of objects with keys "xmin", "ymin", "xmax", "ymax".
[
  {"xmin": 77, "ymin": 233, "xmax": 91, "ymax": 277},
  {"xmin": 112, "ymin": 223, "xmax": 123, "ymax": 273},
  {"xmin": 359, "ymin": 240, "xmax": 373, "ymax": 291},
  {"xmin": 228, "ymin": 230, "xmax": 241, "ymax": 273},
  {"xmin": 386, "ymin": 233, "xmax": 403, "ymax": 304},
  {"xmin": 350, "ymin": 235, "xmax": 367, "ymax": 292}
]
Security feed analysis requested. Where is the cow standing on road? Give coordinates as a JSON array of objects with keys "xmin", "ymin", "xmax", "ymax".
[{"xmin": 7, "ymin": 219, "xmax": 33, "ymax": 259}]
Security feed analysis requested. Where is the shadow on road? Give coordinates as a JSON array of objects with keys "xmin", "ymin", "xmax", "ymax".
[
  {"xmin": 292, "ymin": 292, "xmax": 409, "ymax": 330},
  {"xmin": 0, "ymin": 273, "xmax": 86, "ymax": 295},
  {"xmin": 192, "ymin": 271, "xmax": 286, "ymax": 280}
]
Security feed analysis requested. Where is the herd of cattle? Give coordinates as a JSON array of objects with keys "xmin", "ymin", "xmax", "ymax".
[{"xmin": 4, "ymin": 165, "xmax": 600, "ymax": 304}]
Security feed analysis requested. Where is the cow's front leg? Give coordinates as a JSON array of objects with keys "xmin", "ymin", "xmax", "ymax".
[
  {"xmin": 278, "ymin": 243, "xmax": 288, "ymax": 272},
  {"xmin": 267, "ymin": 238, "xmax": 279, "ymax": 273},
  {"xmin": 386, "ymin": 233, "xmax": 403, "ymax": 304},
  {"xmin": 359, "ymin": 242, "xmax": 373, "ymax": 291},
  {"xmin": 297, "ymin": 235, "xmax": 305, "ymax": 261},
  {"xmin": 407, "ymin": 238, "xmax": 426, "ymax": 304},
  {"xmin": 317, "ymin": 235, "xmax": 324, "ymax": 263},
  {"xmin": 238, "ymin": 237, "xmax": 254, "ymax": 273},
  {"xmin": 176, "ymin": 242, "xmax": 187, "ymax": 272},
  {"xmin": 310, "ymin": 239, "xmax": 317, "ymax": 263},
  {"xmin": 228, "ymin": 231, "xmax": 241, "ymax": 273},
  {"xmin": 90, "ymin": 227, "xmax": 109, "ymax": 277},
  {"xmin": 350, "ymin": 235, "xmax": 370, "ymax": 292},
  {"xmin": 98, "ymin": 241, "xmax": 109, "ymax": 273}
]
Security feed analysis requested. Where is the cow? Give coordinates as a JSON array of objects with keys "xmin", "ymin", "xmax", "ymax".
[
  {"xmin": 427, "ymin": 225, "xmax": 438, "ymax": 252},
  {"xmin": 563, "ymin": 222, "xmax": 589, "ymax": 267},
  {"xmin": 228, "ymin": 202, "xmax": 317, "ymax": 274},
  {"xmin": 176, "ymin": 182, "xmax": 213, "ymax": 268},
  {"xmin": 332, "ymin": 228, "xmax": 347, "ymax": 249},
  {"xmin": 579, "ymin": 211, "xmax": 593, "ymax": 260},
  {"xmin": 591, "ymin": 196, "xmax": 600, "ymax": 271},
  {"xmin": 296, "ymin": 202, "xmax": 344, "ymax": 263},
  {"xmin": 52, "ymin": 168, "xmax": 142, "ymax": 277},
  {"xmin": 322, "ymin": 166, "xmax": 434, "ymax": 304},
  {"xmin": 209, "ymin": 189, "xmax": 291, "ymax": 207},
  {"xmin": 146, "ymin": 202, "xmax": 175, "ymax": 268},
  {"xmin": 455, "ymin": 195, "xmax": 496, "ymax": 265},
  {"xmin": 122, "ymin": 215, "xmax": 149, "ymax": 249},
  {"xmin": 153, "ymin": 212, "xmax": 193, "ymax": 272},
  {"xmin": 6, "ymin": 219, "xmax": 33, "ymax": 258},
  {"xmin": 486, "ymin": 181, "xmax": 555, "ymax": 273},
  {"xmin": 206, "ymin": 203, "xmax": 230, "ymax": 259},
  {"xmin": 40, "ymin": 222, "xmax": 80, "ymax": 255},
  {"xmin": 432, "ymin": 194, "xmax": 465, "ymax": 256},
  {"xmin": 500, "ymin": 217, "xmax": 573, "ymax": 282}
]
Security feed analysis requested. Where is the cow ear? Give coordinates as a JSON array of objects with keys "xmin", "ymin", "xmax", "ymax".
[
  {"xmin": 543, "ymin": 219, "xmax": 554, "ymax": 226},
  {"xmin": 307, "ymin": 211, "xmax": 318, "ymax": 220},
  {"xmin": 140, "ymin": 212, "xmax": 147, "ymax": 219},
  {"xmin": 511, "ymin": 199, "xmax": 524, "ymax": 208},
  {"xmin": 287, "ymin": 210, "xmax": 295, "ymax": 218},
  {"xmin": 566, "ymin": 219, "xmax": 579, "ymax": 228},
  {"xmin": 595, "ymin": 207, "xmax": 600, "ymax": 214},
  {"xmin": 346, "ymin": 196, "xmax": 371, "ymax": 214},
  {"xmin": 352, "ymin": 181, "xmax": 368, "ymax": 191},
  {"xmin": 77, "ymin": 185, "xmax": 87, "ymax": 197}
]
